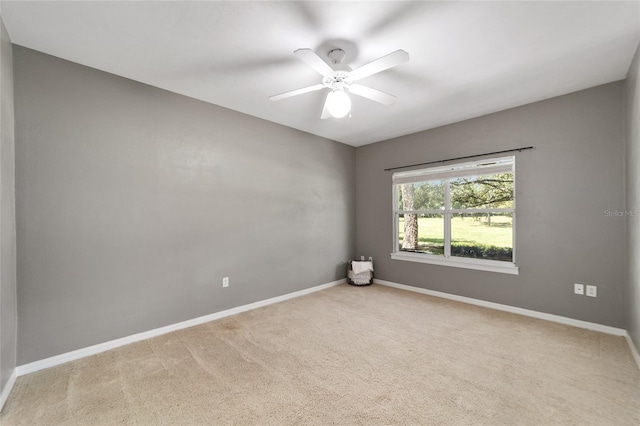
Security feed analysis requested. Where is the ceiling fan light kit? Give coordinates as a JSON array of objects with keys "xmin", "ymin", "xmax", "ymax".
[
  {"xmin": 326, "ymin": 90, "xmax": 351, "ymax": 118},
  {"xmin": 269, "ymin": 47, "xmax": 409, "ymax": 119}
]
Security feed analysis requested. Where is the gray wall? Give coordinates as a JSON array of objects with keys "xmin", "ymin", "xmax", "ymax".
[
  {"xmin": 356, "ymin": 82, "xmax": 627, "ymax": 327},
  {"xmin": 14, "ymin": 46, "xmax": 355, "ymax": 365},
  {"xmin": 626, "ymin": 43, "xmax": 640, "ymax": 353},
  {"xmin": 0, "ymin": 17, "xmax": 17, "ymax": 397}
]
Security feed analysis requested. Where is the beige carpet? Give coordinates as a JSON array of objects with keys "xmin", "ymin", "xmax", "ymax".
[{"xmin": 2, "ymin": 284, "xmax": 639, "ymax": 425}]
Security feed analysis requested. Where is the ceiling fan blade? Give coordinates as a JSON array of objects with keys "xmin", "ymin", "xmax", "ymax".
[
  {"xmin": 348, "ymin": 49, "xmax": 409, "ymax": 81},
  {"xmin": 349, "ymin": 84, "xmax": 396, "ymax": 106},
  {"xmin": 294, "ymin": 48, "xmax": 335, "ymax": 77},
  {"xmin": 320, "ymin": 93, "xmax": 331, "ymax": 119},
  {"xmin": 269, "ymin": 84, "xmax": 325, "ymax": 101}
]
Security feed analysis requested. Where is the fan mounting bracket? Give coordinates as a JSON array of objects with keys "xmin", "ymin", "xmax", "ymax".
[{"xmin": 327, "ymin": 48, "xmax": 347, "ymax": 64}]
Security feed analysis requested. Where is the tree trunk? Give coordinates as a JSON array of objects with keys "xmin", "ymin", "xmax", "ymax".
[{"xmin": 400, "ymin": 184, "xmax": 418, "ymax": 249}]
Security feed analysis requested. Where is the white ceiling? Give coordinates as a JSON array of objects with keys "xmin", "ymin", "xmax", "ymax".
[{"xmin": 3, "ymin": 1, "xmax": 640, "ymax": 147}]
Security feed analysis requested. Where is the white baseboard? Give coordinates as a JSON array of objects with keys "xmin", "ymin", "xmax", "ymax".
[
  {"xmin": 13, "ymin": 278, "xmax": 640, "ymax": 380},
  {"xmin": 379, "ymin": 278, "xmax": 640, "ymax": 372},
  {"xmin": 624, "ymin": 332, "xmax": 640, "ymax": 372},
  {"xmin": 374, "ymin": 279, "xmax": 627, "ymax": 336},
  {"xmin": 0, "ymin": 369, "xmax": 17, "ymax": 413},
  {"xmin": 16, "ymin": 279, "xmax": 345, "ymax": 377}
]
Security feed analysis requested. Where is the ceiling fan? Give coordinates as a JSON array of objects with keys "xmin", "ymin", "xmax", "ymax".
[{"xmin": 269, "ymin": 48, "xmax": 410, "ymax": 119}]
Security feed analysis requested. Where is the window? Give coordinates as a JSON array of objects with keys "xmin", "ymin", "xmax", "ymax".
[{"xmin": 391, "ymin": 156, "xmax": 518, "ymax": 274}]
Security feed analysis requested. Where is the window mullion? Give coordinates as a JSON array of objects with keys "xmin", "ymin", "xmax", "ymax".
[
  {"xmin": 444, "ymin": 179, "xmax": 451, "ymax": 258},
  {"xmin": 398, "ymin": 210, "xmax": 444, "ymax": 215},
  {"xmin": 450, "ymin": 208, "xmax": 514, "ymax": 214},
  {"xmin": 392, "ymin": 185, "xmax": 398, "ymax": 253}
]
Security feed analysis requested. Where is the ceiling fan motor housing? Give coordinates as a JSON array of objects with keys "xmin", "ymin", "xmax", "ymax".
[{"xmin": 323, "ymin": 71, "xmax": 352, "ymax": 91}]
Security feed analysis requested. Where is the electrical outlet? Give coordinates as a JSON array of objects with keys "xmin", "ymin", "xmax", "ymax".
[
  {"xmin": 222, "ymin": 277, "xmax": 229, "ymax": 288},
  {"xmin": 586, "ymin": 285, "xmax": 597, "ymax": 297},
  {"xmin": 574, "ymin": 283, "xmax": 584, "ymax": 295}
]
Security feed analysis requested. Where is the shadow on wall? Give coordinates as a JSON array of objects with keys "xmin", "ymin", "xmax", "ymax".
[{"xmin": 335, "ymin": 261, "xmax": 350, "ymax": 280}]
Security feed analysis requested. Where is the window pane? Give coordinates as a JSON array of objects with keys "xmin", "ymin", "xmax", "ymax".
[
  {"xmin": 450, "ymin": 172, "xmax": 513, "ymax": 209},
  {"xmin": 398, "ymin": 213, "xmax": 444, "ymax": 255},
  {"xmin": 451, "ymin": 213, "xmax": 513, "ymax": 261},
  {"xmin": 397, "ymin": 180, "xmax": 445, "ymax": 211}
]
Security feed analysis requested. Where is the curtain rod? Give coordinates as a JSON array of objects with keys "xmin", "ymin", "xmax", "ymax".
[{"xmin": 384, "ymin": 146, "xmax": 535, "ymax": 172}]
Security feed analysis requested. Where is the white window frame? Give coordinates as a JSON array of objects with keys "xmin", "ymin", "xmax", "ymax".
[{"xmin": 391, "ymin": 156, "xmax": 519, "ymax": 275}]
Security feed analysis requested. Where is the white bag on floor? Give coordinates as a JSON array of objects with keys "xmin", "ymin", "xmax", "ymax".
[{"xmin": 348, "ymin": 260, "xmax": 373, "ymax": 286}]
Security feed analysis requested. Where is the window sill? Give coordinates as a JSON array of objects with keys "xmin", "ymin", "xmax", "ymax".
[{"xmin": 390, "ymin": 252, "xmax": 519, "ymax": 275}]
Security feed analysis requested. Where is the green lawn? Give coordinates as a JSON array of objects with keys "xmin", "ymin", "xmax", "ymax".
[{"xmin": 398, "ymin": 215, "xmax": 512, "ymax": 248}]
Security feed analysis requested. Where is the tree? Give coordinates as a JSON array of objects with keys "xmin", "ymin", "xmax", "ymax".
[
  {"xmin": 400, "ymin": 184, "xmax": 418, "ymax": 249},
  {"xmin": 399, "ymin": 181, "xmax": 444, "ymax": 249},
  {"xmin": 414, "ymin": 181, "xmax": 445, "ymax": 210},
  {"xmin": 450, "ymin": 173, "xmax": 513, "ymax": 226}
]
